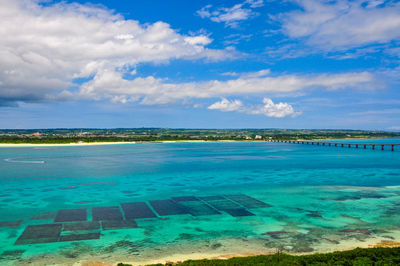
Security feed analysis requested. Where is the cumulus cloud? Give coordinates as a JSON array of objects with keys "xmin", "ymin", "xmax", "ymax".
[
  {"xmin": 0, "ymin": 0, "xmax": 382, "ymax": 110},
  {"xmin": 208, "ymin": 98, "xmax": 244, "ymax": 112},
  {"xmin": 0, "ymin": 0, "xmax": 229, "ymax": 105},
  {"xmin": 279, "ymin": 0, "xmax": 400, "ymax": 50},
  {"xmin": 78, "ymin": 69, "xmax": 375, "ymax": 105},
  {"xmin": 197, "ymin": 0, "xmax": 263, "ymax": 28},
  {"xmin": 208, "ymin": 98, "xmax": 299, "ymax": 118}
]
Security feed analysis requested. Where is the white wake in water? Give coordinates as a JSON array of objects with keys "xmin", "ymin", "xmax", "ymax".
[{"xmin": 4, "ymin": 158, "xmax": 45, "ymax": 164}]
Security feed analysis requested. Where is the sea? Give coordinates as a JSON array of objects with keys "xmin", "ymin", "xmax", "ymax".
[{"xmin": 0, "ymin": 139, "xmax": 400, "ymax": 265}]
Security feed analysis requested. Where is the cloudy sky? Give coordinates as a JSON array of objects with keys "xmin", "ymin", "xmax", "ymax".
[{"xmin": 1, "ymin": 0, "xmax": 399, "ymax": 129}]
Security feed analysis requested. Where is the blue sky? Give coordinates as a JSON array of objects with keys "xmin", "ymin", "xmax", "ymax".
[{"xmin": 0, "ymin": 0, "xmax": 399, "ymax": 129}]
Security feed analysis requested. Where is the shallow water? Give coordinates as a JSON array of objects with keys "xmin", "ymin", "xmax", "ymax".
[{"xmin": 0, "ymin": 140, "xmax": 400, "ymax": 265}]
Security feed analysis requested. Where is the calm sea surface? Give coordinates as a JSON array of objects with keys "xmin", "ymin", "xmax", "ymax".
[{"xmin": 0, "ymin": 139, "xmax": 400, "ymax": 265}]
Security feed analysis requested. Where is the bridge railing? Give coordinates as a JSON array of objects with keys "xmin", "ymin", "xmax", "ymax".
[{"xmin": 267, "ymin": 140, "xmax": 399, "ymax": 151}]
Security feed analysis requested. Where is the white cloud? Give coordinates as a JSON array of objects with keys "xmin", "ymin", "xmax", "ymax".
[
  {"xmin": 0, "ymin": 0, "xmax": 229, "ymax": 105},
  {"xmin": 208, "ymin": 98, "xmax": 244, "ymax": 112},
  {"xmin": 220, "ymin": 72, "xmax": 240, "ymax": 77},
  {"xmin": 197, "ymin": 0, "xmax": 263, "ymax": 28},
  {"xmin": 78, "ymin": 69, "xmax": 375, "ymax": 105},
  {"xmin": 349, "ymin": 109, "xmax": 400, "ymax": 116},
  {"xmin": 240, "ymin": 69, "xmax": 271, "ymax": 78},
  {"xmin": 224, "ymin": 33, "xmax": 253, "ymax": 45},
  {"xmin": 246, "ymin": 0, "xmax": 264, "ymax": 8},
  {"xmin": 255, "ymin": 98, "xmax": 298, "ymax": 118},
  {"xmin": 279, "ymin": 0, "xmax": 400, "ymax": 50},
  {"xmin": 0, "ymin": 0, "xmax": 383, "ymax": 111},
  {"xmin": 208, "ymin": 98, "xmax": 299, "ymax": 118},
  {"xmin": 220, "ymin": 69, "xmax": 270, "ymax": 77}
]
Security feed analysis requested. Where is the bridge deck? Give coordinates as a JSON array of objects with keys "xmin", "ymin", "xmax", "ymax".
[{"xmin": 269, "ymin": 140, "xmax": 399, "ymax": 151}]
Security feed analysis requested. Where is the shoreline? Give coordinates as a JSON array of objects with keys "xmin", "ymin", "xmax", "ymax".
[
  {"xmin": 0, "ymin": 141, "xmax": 138, "ymax": 147},
  {"xmin": 0, "ymin": 140, "xmax": 260, "ymax": 147},
  {"xmin": 99, "ymin": 240, "xmax": 400, "ymax": 266},
  {"xmin": 0, "ymin": 137, "xmax": 393, "ymax": 147}
]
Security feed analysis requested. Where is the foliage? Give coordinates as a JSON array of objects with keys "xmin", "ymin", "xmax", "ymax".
[
  {"xmin": 136, "ymin": 247, "xmax": 400, "ymax": 266},
  {"xmin": 0, "ymin": 128, "xmax": 398, "ymax": 143}
]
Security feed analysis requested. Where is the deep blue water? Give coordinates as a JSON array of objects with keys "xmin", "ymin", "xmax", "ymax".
[{"xmin": 0, "ymin": 140, "xmax": 399, "ymax": 265}]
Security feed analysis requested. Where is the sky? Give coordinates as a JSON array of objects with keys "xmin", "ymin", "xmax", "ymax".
[{"xmin": 0, "ymin": 0, "xmax": 399, "ymax": 130}]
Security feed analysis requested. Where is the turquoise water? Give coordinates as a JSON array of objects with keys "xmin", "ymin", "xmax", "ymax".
[{"xmin": 0, "ymin": 140, "xmax": 400, "ymax": 265}]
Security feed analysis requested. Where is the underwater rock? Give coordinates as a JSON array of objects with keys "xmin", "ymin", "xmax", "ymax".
[
  {"xmin": 386, "ymin": 172, "xmax": 400, "ymax": 176},
  {"xmin": 0, "ymin": 250, "xmax": 25, "ymax": 259},
  {"xmin": 177, "ymin": 233, "xmax": 195, "ymax": 241},
  {"xmin": 103, "ymin": 240, "xmax": 138, "ymax": 253},
  {"xmin": 360, "ymin": 193, "xmax": 386, "ymax": 199},
  {"xmin": 80, "ymin": 182, "xmax": 116, "ymax": 186},
  {"xmin": 291, "ymin": 245, "xmax": 314, "ymax": 253},
  {"xmin": 59, "ymin": 243, "xmax": 92, "ymax": 258},
  {"xmin": 0, "ymin": 220, "xmax": 23, "ymax": 228},
  {"xmin": 335, "ymin": 192, "xmax": 386, "ymax": 201},
  {"xmin": 195, "ymin": 227, "xmax": 206, "ymax": 232},
  {"xmin": 340, "ymin": 229, "xmax": 371, "ymax": 234},
  {"xmin": 60, "ymin": 186, "xmax": 78, "ymax": 190},
  {"xmin": 75, "ymin": 200, "xmax": 100, "ymax": 204},
  {"xmin": 334, "ymin": 195, "xmax": 362, "ymax": 201},
  {"xmin": 306, "ymin": 211, "xmax": 323, "ymax": 218},
  {"xmin": 264, "ymin": 231, "xmax": 288, "ymax": 236},
  {"xmin": 211, "ymin": 243, "xmax": 223, "ymax": 249}
]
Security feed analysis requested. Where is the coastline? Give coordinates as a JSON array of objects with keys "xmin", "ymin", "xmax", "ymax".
[
  {"xmin": 81, "ymin": 240, "xmax": 400, "ymax": 266},
  {"xmin": 11, "ymin": 233, "xmax": 400, "ymax": 265},
  {"xmin": 0, "ymin": 141, "xmax": 138, "ymax": 147},
  {"xmin": 0, "ymin": 140, "xmax": 249, "ymax": 147},
  {"xmin": 117, "ymin": 241, "xmax": 400, "ymax": 266},
  {"xmin": 0, "ymin": 137, "xmax": 390, "ymax": 147}
]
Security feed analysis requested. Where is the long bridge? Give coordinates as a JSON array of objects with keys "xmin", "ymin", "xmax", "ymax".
[{"xmin": 268, "ymin": 140, "xmax": 399, "ymax": 151}]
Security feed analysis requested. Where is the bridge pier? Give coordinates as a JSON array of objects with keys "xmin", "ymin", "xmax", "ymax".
[{"xmin": 271, "ymin": 140, "xmax": 397, "ymax": 152}]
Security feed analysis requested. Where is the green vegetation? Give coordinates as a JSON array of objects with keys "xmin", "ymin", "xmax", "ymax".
[
  {"xmin": 117, "ymin": 247, "xmax": 400, "ymax": 266},
  {"xmin": 0, "ymin": 128, "xmax": 399, "ymax": 144}
]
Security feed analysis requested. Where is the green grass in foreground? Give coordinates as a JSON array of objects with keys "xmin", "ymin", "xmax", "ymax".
[{"xmin": 118, "ymin": 247, "xmax": 400, "ymax": 265}]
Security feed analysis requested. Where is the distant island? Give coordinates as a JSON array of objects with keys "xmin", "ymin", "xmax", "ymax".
[{"xmin": 0, "ymin": 128, "xmax": 399, "ymax": 144}]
